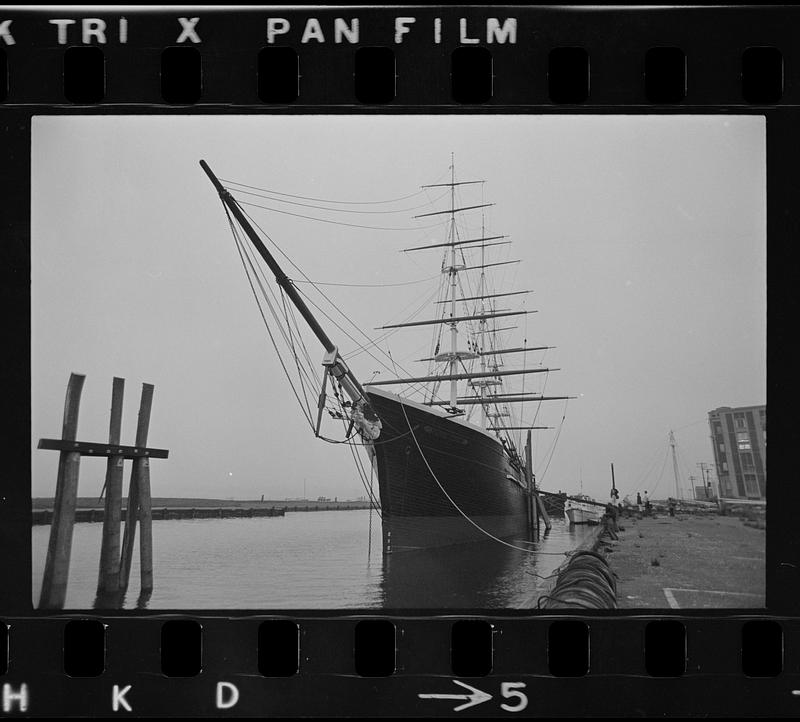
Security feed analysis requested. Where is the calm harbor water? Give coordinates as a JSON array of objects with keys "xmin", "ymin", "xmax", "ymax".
[{"xmin": 32, "ymin": 510, "xmax": 596, "ymax": 609}]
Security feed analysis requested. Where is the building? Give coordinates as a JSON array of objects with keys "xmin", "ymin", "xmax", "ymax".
[
  {"xmin": 694, "ymin": 485, "xmax": 717, "ymax": 501},
  {"xmin": 708, "ymin": 405, "xmax": 766, "ymax": 500}
]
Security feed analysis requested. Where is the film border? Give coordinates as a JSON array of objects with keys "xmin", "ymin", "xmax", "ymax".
[{"xmin": 0, "ymin": 4, "xmax": 796, "ymax": 717}]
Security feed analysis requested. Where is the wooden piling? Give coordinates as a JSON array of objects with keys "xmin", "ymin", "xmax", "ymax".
[
  {"xmin": 524, "ymin": 431, "xmax": 537, "ymax": 537},
  {"xmin": 97, "ymin": 377, "xmax": 125, "ymax": 597},
  {"xmin": 39, "ymin": 373, "xmax": 85, "ymax": 609},
  {"xmin": 118, "ymin": 466, "xmax": 139, "ymax": 593},
  {"xmin": 118, "ymin": 383, "xmax": 155, "ymax": 594},
  {"xmin": 138, "ymin": 458, "xmax": 153, "ymax": 594},
  {"xmin": 135, "ymin": 384, "xmax": 155, "ymax": 594},
  {"xmin": 526, "ymin": 430, "xmax": 551, "ymax": 532}
]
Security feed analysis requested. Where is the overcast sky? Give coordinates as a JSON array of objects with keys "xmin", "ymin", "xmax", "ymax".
[{"xmin": 31, "ymin": 114, "xmax": 765, "ymax": 503}]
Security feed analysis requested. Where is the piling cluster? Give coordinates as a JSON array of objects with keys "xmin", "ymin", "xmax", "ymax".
[{"xmin": 38, "ymin": 374, "xmax": 168, "ymax": 610}]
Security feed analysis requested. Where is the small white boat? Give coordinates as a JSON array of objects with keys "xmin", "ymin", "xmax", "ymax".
[{"xmin": 564, "ymin": 495, "xmax": 603, "ymax": 525}]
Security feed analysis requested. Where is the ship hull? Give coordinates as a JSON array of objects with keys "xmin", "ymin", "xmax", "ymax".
[{"xmin": 364, "ymin": 388, "xmax": 532, "ymax": 553}]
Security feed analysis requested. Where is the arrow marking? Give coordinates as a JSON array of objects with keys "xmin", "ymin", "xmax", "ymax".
[{"xmin": 419, "ymin": 680, "xmax": 493, "ymax": 711}]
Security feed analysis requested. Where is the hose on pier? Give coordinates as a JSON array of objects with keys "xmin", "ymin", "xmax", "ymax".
[{"xmin": 537, "ymin": 549, "xmax": 618, "ymax": 609}]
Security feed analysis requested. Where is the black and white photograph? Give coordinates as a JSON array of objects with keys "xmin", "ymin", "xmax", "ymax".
[{"xmin": 31, "ymin": 114, "xmax": 766, "ymax": 611}]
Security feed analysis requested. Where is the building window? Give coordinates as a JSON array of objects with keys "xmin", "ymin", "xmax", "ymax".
[
  {"xmin": 721, "ymin": 462, "xmax": 728, "ymax": 472},
  {"xmin": 741, "ymin": 452, "xmax": 754, "ymax": 470},
  {"xmin": 744, "ymin": 474, "xmax": 760, "ymax": 498},
  {"xmin": 714, "ymin": 422, "xmax": 722, "ymax": 433},
  {"xmin": 719, "ymin": 442, "xmax": 726, "ymax": 452},
  {"xmin": 736, "ymin": 418, "xmax": 745, "ymax": 429},
  {"xmin": 736, "ymin": 431, "xmax": 751, "ymax": 451}
]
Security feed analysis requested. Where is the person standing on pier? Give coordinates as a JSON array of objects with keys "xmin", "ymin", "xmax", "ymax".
[
  {"xmin": 643, "ymin": 490, "xmax": 651, "ymax": 516},
  {"xmin": 636, "ymin": 491, "xmax": 642, "ymax": 514}
]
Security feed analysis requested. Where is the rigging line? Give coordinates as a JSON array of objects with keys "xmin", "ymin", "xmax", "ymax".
[
  {"xmin": 292, "ymin": 284, "xmax": 437, "ymax": 401},
  {"xmin": 244, "ymin": 202, "xmax": 406, "ymax": 358},
  {"xmin": 333, "ymin": 411, "xmax": 383, "ymax": 516},
  {"xmin": 291, "ymin": 274, "xmax": 441, "ymax": 288},
  {"xmin": 517, "ymin": 312, "xmax": 531, "ymax": 453},
  {"xmin": 235, "ymin": 222, "xmax": 321, "ymax": 405},
  {"xmin": 239, "ymin": 220, "xmax": 317, "ymax": 379},
  {"xmin": 219, "ymin": 168, "xmax": 449, "ymax": 206},
  {"xmin": 326, "ymin": 408, "xmax": 382, "ymax": 510},
  {"xmin": 240, "ymin": 230, "xmax": 325, "ymax": 420},
  {"xmin": 335, "ymin": 427, "xmax": 419, "ymax": 448},
  {"xmin": 537, "ymin": 400, "xmax": 569, "ymax": 485},
  {"xmin": 649, "ymin": 438, "xmax": 672, "ymax": 496},
  {"xmin": 367, "ymin": 462, "xmax": 374, "ymax": 560},
  {"xmin": 225, "ymin": 208, "xmax": 315, "ymax": 429},
  {"xmin": 269, "ymin": 263, "xmax": 320, "ymax": 381},
  {"xmin": 674, "ymin": 444, "xmax": 691, "ymax": 496},
  {"xmin": 240, "ymin": 206, "xmax": 427, "ymax": 378},
  {"xmin": 629, "ymin": 441, "xmax": 667, "ymax": 494},
  {"xmin": 387, "ymin": 348, "xmax": 400, "ymax": 376},
  {"xmin": 285, "ymin": 298, "xmax": 321, "ymax": 385},
  {"xmin": 398, "ymin": 399, "xmax": 557, "ymax": 556},
  {"xmin": 237, "ymin": 206, "xmax": 449, "ymax": 405},
  {"xmin": 530, "ymin": 367, "xmax": 550, "ymax": 431},
  {"xmin": 237, "ymin": 199, "xmax": 448, "ymax": 231},
  {"xmin": 335, "ymin": 418, "xmax": 380, "ymax": 507},
  {"xmin": 225, "ymin": 185, "xmax": 450, "ymax": 215},
  {"xmin": 278, "ymin": 286, "xmax": 316, "ymax": 416},
  {"xmin": 343, "ymin": 281, "xmax": 442, "ymax": 361},
  {"xmin": 677, "ymin": 446, "xmax": 698, "ymax": 491},
  {"xmin": 350, "ymin": 441, "xmax": 381, "ymax": 511},
  {"xmin": 349, "ymin": 445, "xmax": 382, "ymax": 518},
  {"xmin": 351, "ymin": 446, "xmax": 381, "ymax": 519},
  {"xmin": 238, "ymin": 212, "xmax": 447, "ymax": 404},
  {"xmin": 239, "ymin": 224, "xmax": 322, "ymax": 398}
]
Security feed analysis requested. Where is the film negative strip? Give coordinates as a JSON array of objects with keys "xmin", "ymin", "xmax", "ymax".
[{"xmin": 0, "ymin": 3, "xmax": 795, "ymax": 717}]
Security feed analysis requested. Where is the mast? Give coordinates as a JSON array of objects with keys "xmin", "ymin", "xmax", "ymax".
[
  {"xmin": 669, "ymin": 429, "xmax": 682, "ymax": 500},
  {"xmin": 479, "ymin": 208, "xmax": 488, "ymax": 427},
  {"xmin": 199, "ymin": 160, "xmax": 371, "ymax": 414},
  {"xmin": 448, "ymin": 154, "xmax": 459, "ymax": 411}
]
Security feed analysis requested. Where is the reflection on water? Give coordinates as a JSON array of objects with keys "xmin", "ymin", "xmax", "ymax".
[
  {"xmin": 32, "ymin": 510, "xmax": 595, "ymax": 609},
  {"xmin": 382, "ymin": 524, "xmax": 596, "ymax": 608}
]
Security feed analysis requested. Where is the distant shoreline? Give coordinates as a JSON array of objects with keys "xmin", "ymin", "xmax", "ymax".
[
  {"xmin": 32, "ymin": 497, "xmax": 374, "ymax": 511},
  {"xmin": 31, "ymin": 497, "xmax": 377, "ymax": 525}
]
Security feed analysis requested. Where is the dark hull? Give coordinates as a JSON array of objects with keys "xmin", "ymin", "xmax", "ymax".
[{"xmin": 365, "ymin": 389, "xmax": 533, "ymax": 552}]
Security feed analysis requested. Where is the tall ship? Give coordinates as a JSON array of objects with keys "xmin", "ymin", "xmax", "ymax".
[{"xmin": 201, "ymin": 159, "xmax": 572, "ymax": 553}]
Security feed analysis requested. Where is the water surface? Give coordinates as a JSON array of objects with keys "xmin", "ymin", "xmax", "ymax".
[{"xmin": 32, "ymin": 509, "xmax": 596, "ymax": 609}]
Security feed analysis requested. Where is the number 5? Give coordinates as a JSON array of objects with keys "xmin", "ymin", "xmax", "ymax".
[{"xmin": 500, "ymin": 682, "xmax": 528, "ymax": 712}]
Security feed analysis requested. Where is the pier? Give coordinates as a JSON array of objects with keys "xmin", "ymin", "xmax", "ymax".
[
  {"xmin": 603, "ymin": 510, "xmax": 765, "ymax": 609},
  {"xmin": 32, "ymin": 497, "xmax": 375, "ymax": 525},
  {"xmin": 532, "ymin": 500, "xmax": 765, "ymax": 610}
]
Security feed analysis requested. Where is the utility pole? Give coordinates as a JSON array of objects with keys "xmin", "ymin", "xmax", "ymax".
[
  {"xmin": 669, "ymin": 430, "xmax": 682, "ymax": 500},
  {"xmin": 697, "ymin": 462, "xmax": 714, "ymax": 498},
  {"xmin": 688, "ymin": 475, "xmax": 697, "ymax": 500}
]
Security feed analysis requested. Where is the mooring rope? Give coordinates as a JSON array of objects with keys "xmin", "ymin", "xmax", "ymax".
[
  {"xmin": 367, "ymin": 462, "xmax": 375, "ymax": 561},
  {"xmin": 398, "ymin": 400, "xmax": 569, "ymax": 556},
  {"xmin": 537, "ymin": 547, "xmax": 618, "ymax": 609}
]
